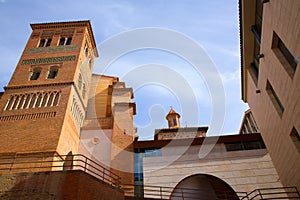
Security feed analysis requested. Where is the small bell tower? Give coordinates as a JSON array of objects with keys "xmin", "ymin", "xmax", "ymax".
[{"xmin": 166, "ymin": 107, "xmax": 181, "ymax": 128}]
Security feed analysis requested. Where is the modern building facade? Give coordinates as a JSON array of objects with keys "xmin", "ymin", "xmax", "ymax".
[
  {"xmin": 240, "ymin": 0, "xmax": 300, "ymax": 189},
  {"xmin": 133, "ymin": 108, "xmax": 286, "ymax": 199}
]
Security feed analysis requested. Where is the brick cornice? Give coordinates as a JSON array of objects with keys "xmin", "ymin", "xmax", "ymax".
[{"xmin": 4, "ymin": 82, "xmax": 74, "ymax": 91}]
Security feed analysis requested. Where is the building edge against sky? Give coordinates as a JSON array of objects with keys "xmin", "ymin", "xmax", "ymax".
[{"xmin": 240, "ymin": 0, "xmax": 300, "ymax": 189}]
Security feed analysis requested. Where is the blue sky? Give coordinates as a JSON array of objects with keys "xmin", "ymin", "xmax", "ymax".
[{"xmin": 0, "ymin": 0, "xmax": 248, "ymax": 139}]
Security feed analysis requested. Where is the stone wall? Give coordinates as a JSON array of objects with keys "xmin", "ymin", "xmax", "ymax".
[{"xmin": 143, "ymin": 143, "xmax": 283, "ymax": 194}]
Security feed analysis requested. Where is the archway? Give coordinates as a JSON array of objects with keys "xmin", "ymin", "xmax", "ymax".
[{"xmin": 170, "ymin": 174, "xmax": 239, "ymax": 200}]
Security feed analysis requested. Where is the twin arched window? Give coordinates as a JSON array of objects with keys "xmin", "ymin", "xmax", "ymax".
[{"xmin": 30, "ymin": 66, "xmax": 58, "ymax": 81}]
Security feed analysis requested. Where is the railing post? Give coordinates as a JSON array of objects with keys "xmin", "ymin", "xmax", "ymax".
[
  {"xmin": 9, "ymin": 153, "xmax": 17, "ymax": 172},
  {"xmin": 160, "ymin": 186, "xmax": 162, "ymax": 199},
  {"xmin": 258, "ymin": 189, "xmax": 262, "ymax": 199},
  {"xmin": 181, "ymin": 188, "xmax": 184, "ymax": 200},
  {"xmin": 84, "ymin": 156, "xmax": 87, "ymax": 172},
  {"xmin": 102, "ymin": 168, "xmax": 105, "ymax": 181}
]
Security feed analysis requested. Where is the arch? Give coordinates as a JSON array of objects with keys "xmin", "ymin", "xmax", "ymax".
[
  {"xmin": 30, "ymin": 67, "xmax": 42, "ymax": 80},
  {"xmin": 170, "ymin": 174, "xmax": 239, "ymax": 200},
  {"xmin": 47, "ymin": 66, "xmax": 59, "ymax": 79}
]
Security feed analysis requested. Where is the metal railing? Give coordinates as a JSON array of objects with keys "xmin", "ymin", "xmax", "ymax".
[
  {"xmin": 0, "ymin": 153, "xmax": 121, "ymax": 188},
  {"xmin": 122, "ymin": 184, "xmax": 244, "ymax": 199},
  {"xmin": 241, "ymin": 187, "xmax": 300, "ymax": 200}
]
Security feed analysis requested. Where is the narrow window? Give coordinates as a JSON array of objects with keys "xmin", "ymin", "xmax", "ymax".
[
  {"xmin": 272, "ymin": 32, "xmax": 298, "ymax": 77},
  {"xmin": 47, "ymin": 66, "xmax": 58, "ymax": 79},
  {"xmin": 82, "ymin": 84, "xmax": 86, "ymax": 99},
  {"xmin": 88, "ymin": 58, "xmax": 93, "ymax": 70},
  {"xmin": 290, "ymin": 127, "xmax": 300, "ymax": 153},
  {"xmin": 38, "ymin": 38, "xmax": 52, "ymax": 47},
  {"xmin": 266, "ymin": 80, "xmax": 284, "ymax": 116},
  {"xmin": 59, "ymin": 37, "xmax": 72, "ymax": 46},
  {"xmin": 78, "ymin": 74, "xmax": 82, "ymax": 90},
  {"xmin": 66, "ymin": 37, "xmax": 72, "ymax": 45},
  {"xmin": 45, "ymin": 38, "xmax": 52, "ymax": 47},
  {"xmin": 38, "ymin": 39, "xmax": 46, "ymax": 47},
  {"xmin": 59, "ymin": 37, "xmax": 65, "ymax": 46},
  {"xmin": 173, "ymin": 118, "xmax": 177, "ymax": 126},
  {"xmin": 30, "ymin": 68, "xmax": 41, "ymax": 80},
  {"xmin": 83, "ymin": 43, "xmax": 88, "ymax": 57}
]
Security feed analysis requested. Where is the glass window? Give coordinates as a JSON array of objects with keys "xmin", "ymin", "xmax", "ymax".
[
  {"xmin": 30, "ymin": 68, "xmax": 41, "ymax": 80},
  {"xmin": 59, "ymin": 38, "xmax": 65, "ymax": 46},
  {"xmin": 66, "ymin": 37, "xmax": 72, "ymax": 45},
  {"xmin": 290, "ymin": 127, "xmax": 300, "ymax": 153},
  {"xmin": 38, "ymin": 39, "xmax": 46, "ymax": 47},
  {"xmin": 173, "ymin": 118, "xmax": 177, "ymax": 126},
  {"xmin": 266, "ymin": 80, "xmax": 284, "ymax": 116},
  {"xmin": 47, "ymin": 66, "xmax": 58, "ymax": 79},
  {"xmin": 59, "ymin": 37, "xmax": 72, "ymax": 46},
  {"xmin": 38, "ymin": 38, "xmax": 52, "ymax": 47},
  {"xmin": 272, "ymin": 32, "xmax": 298, "ymax": 76}
]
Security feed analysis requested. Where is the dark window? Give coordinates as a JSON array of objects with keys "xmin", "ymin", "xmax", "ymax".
[
  {"xmin": 272, "ymin": 32, "xmax": 298, "ymax": 77},
  {"xmin": 290, "ymin": 127, "xmax": 300, "ymax": 153},
  {"xmin": 249, "ymin": 0, "xmax": 264, "ymax": 84},
  {"xmin": 66, "ymin": 37, "xmax": 72, "ymax": 45},
  {"xmin": 45, "ymin": 39, "xmax": 52, "ymax": 47},
  {"xmin": 78, "ymin": 74, "xmax": 82, "ymax": 90},
  {"xmin": 47, "ymin": 66, "xmax": 58, "ymax": 79},
  {"xmin": 225, "ymin": 141, "xmax": 266, "ymax": 151},
  {"xmin": 59, "ymin": 37, "xmax": 72, "ymax": 46},
  {"xmin": 38, "ymin": 39, "xmax": 45, "ymax": 47},
  {"xmin": 59, "ymin": 38, "xmax": 65, "ymax": 45},
  {"xmin": 173, "ymin": 118, "xmax": 177, "ymax": 126},
  {"xmin": 38, "ymin": 38, "xmax": 52, "ymax": 47},
  {"xmin": 266, "ymin": 80, "xmax": 284, "ymax": 116},
  {"xmin": 254, "ymin": 0, "xmax": 263, "ymax": 38},
  {"xmin": 30, "ymin": 68, "xmax": 41, "ymax": 80},
  {"xmin": 84, "ymin": 43, "xmax": 88, "ymax": 57}
]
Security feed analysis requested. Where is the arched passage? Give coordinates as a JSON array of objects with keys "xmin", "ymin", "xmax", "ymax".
[{"xmin": 170, "ymin": 174, "xmax": 239, "ymax": 200}]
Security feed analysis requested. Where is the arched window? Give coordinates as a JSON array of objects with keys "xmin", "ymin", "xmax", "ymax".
[
  {"xmin": 78, "ymin": 73, "xmax": 83, "ymax": 90},
  {"xmin": 82, "ymin": 83, "xmax": 86, "ymax": 99},
  {"xmin": 30, "ymin": 67, "xmax": 41, "ymax": 80},
  {"xmin": 47, "ymin": 66, "xmax": 59, "ymax": 79}
]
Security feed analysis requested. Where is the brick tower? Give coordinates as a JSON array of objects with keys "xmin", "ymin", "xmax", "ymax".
[{"xmin": 0, "ymin": 21, "xmax": 98, "ymax": 161}]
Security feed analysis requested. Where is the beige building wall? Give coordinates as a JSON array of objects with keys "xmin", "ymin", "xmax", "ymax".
[
  {"xmin": 143, "ymin": 143, "xmax": 283, "ymax": 195},
  {"xmin": 241, "ymin": 0, "xmax": 300, "ymax": 189}
]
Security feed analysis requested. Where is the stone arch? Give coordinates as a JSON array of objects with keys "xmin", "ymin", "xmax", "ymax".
[{"xmin": 170, "ymin": 174, "xmax": 239, "ymax": 200}]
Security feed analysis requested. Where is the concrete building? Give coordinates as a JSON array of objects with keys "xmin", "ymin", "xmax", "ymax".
[
  {"xmin": 132, "ymin": 108, "xmax": 289, "ymax": 199},
  {"xmin": 240, "ymin": 0, "xmax": 300, "ymax": 189}
]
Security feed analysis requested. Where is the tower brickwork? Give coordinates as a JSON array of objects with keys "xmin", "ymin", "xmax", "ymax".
[{"xmin": 0, "ymin": 21, "xmax": 98, "ymax": 160}]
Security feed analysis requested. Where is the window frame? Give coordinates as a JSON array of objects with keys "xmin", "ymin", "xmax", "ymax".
[
  {"xmin": 59, "ymin": 36, "xmax": 72, "ymax": 46},
  {"xmin": 38, "ymin": 38, "xmax": 52, "ymax": 47},
  {"xmin": 272, "ymin": 31, "xmax": 298, "ymax": 78},
  {"xmin": 30, "ymin": 67, "xmax": 42, "ymax": 80},
  {"xmin": 47, "ymin": 66, "xmax": 59, "ymax": 79}
]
